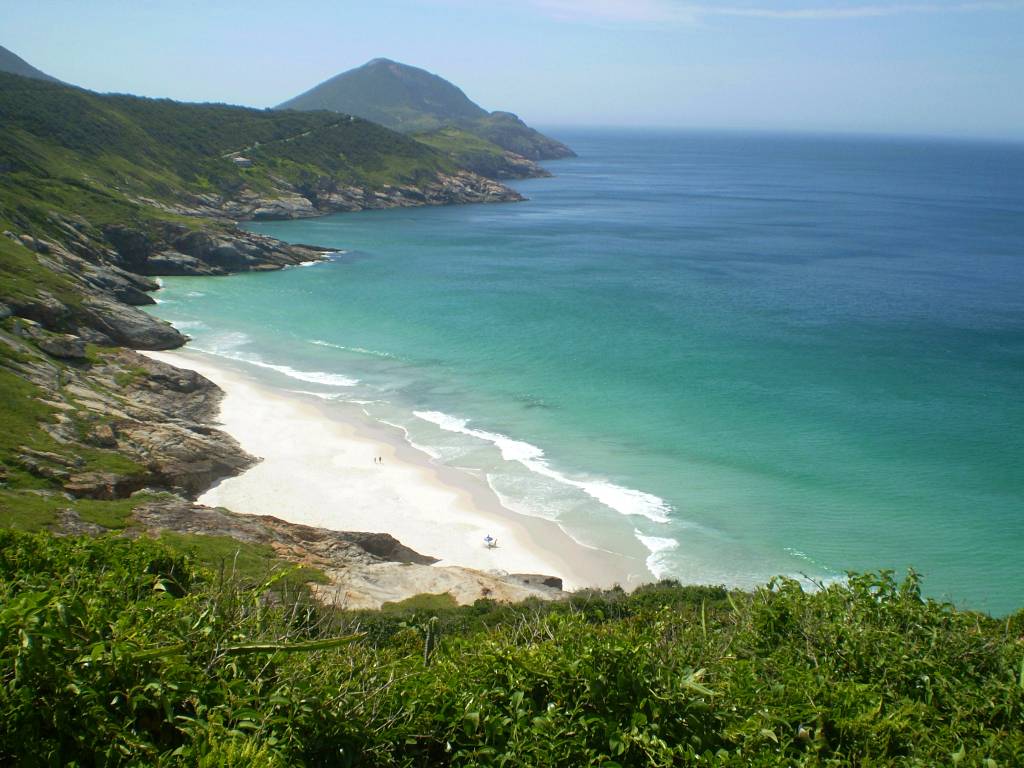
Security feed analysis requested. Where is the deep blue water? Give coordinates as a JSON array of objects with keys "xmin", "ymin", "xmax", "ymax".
[{"xmin": 153, "ymin": 130, "xmax": 1024, "ymax": 614}]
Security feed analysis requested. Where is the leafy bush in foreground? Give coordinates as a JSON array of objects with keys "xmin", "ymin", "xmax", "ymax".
[{"xmin": 0, "ymin": 530, "xmax": 1021, "ymax": 766}]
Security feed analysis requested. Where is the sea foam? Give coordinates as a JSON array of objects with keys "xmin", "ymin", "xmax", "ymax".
[
  {"xmin": 310, "ymin": 339, "xmax": 396, "ymax": 359},
  {"xmin": 192, "ymin": 335, "xmax": 360, "ymax": 388},
  {"xmin": 634, "ymin": 530, "xmax": 681, "ymax": 580},
  {"xmin": 169, "ymin": 320, "xmax": 207, "ymax": 332},
  {"xmin": 289, "ymin": 390, "xmax": 344, "ymax": 401},
  {"xmin": 242, "ymin": 358, "xmax": 359, "ymax": 387},
  {"xmin": 413, "ymin": 410, "xmax": 673, "ymax": 523}
]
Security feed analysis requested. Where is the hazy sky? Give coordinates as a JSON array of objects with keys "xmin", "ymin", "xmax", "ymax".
[{"xmin": 4, "ymin": 0, "xmax": 1023, "ymax": 140}]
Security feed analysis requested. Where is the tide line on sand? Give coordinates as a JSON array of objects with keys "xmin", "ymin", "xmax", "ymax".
[{"xmin": 143, "ymin": 349, "xmax": 650, "ymax": 591}]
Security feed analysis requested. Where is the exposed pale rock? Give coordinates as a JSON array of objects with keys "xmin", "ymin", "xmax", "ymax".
[
  {"xmin": 79, "ymin": 295, "xmax": 185, "ymax": 350},
  {"xmin": 87, "ymin": 423, "xmax": 118, "ymax": 448},
  {"xmin": 64, "ymin": 471, "xmax": 146, "ymax": 500},
  {"xmin": 36, "ymin": 333, "xmax": 87, "ymax": 359},
  {"xmin": 126, "ymin": 497, "xmax": 563, "ymax": 608}
]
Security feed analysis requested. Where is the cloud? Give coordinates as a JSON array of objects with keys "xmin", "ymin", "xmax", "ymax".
[
  {"xmin": 523, "ymin": 0, "xmax": 697, "ymax": 23},
  {"xmin": 524, "ymin": 0, "xmax": 1024, "ymax": 24}
]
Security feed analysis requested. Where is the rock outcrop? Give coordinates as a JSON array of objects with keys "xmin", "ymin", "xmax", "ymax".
[
  {"xmin": 141, "ymin": 169, "xmax": 524, "ymax": 222},
  {"xmin": 1, "ymin": 315, "xmax": 564, "ymax": 608},
  {"xmin": 108, "ymin": 497, "xmax": 561, "ymax": 609},
  {"xmin": 102, "ymin": 222, "xmax": 331, "ymax": 277}
]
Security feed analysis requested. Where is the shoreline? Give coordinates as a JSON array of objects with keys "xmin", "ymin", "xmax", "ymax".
[{"xmin": 144, "ymin": 348, "xmax": 651, "ymax": 592}]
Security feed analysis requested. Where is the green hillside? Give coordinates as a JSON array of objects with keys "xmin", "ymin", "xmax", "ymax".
[
  {"xmin": 281, "ymin": 57, "xmax": 487, "ymax": 130},
  {"xmin": 0, "ymin": 44, "xmax": 61, "ymax": 83},
  {"xmin": 0, "ymin": 71, "xmax": 462, "ymax": 236},
  {"xmin": 277, "ymin": 58, "xmax": 576, "ymax": 164}
]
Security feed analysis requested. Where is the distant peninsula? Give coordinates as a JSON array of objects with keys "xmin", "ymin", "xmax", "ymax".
[{"xmin": 278, "ymin": 58, "xmax": 576, "ymax": 180}]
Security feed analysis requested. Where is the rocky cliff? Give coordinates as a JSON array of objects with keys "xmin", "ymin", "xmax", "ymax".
[{"xmin": 0, "ymin": 305, "xmax": 562, "ymax": 607}]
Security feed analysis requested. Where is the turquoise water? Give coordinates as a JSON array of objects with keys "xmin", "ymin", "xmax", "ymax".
[{"xmin": 152, "ymin": 130, "xmax": 1024, "ymax": 615}]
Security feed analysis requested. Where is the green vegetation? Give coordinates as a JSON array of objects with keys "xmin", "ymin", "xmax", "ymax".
[
  {"xmin": 0, "ymin": 44, "xmax": 60, "ymax": 83},
  {"xmin": 0, "ymin": 235, "xmax": 83, "ymax": 306},
  {"xmin": 0, "ymin": 326, "xmax": 150, "ymax": 531},
  {"xmin": 277, "ymin": 58, "xmax": 575, "ymax": 162},
  {"xmin": 0, "ymin": 359, "xmax": 144, "ymax": 491},
  {"xmin": 0, "ymin": 490, "xmax": 67, "ymax": 531},
  {"xmin": 0, "ymin": 71, "xmax": 458, "ymax": 248},
  {"xmin": 0, "ymin": 491, "xmax": 156, "ymax": 532},
  {"xmin": 279, "ymin": 58, "xmax": 487, "ymax": 133},
  {"xmin": 0, "ymin": 530, "xmax": 1020, "ymax": 766},
  {"xmin": 156, "ymin": 531, "xmax": 328, "ymax": 587},
  {"xmin": 414, "ymin": 127, "xmax": 534, "ymax": 179},
  {"xmin": 73, "ymin": 494, "xmax": 166, "ymax": 530},
  {"xmin": 381, "ymin": 591, "xmax": 460, "ymax": 612}
]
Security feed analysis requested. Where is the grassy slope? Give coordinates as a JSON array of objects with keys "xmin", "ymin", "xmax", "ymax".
[
  {"xmin": 0, "ymin": 530, "xmax": 1021, "ymax": 766},
  {"xmin": 276, "ymin": 59, "xmax": 573, "ymax": 162},
  {"xmin": 0, "ymin": 72, "xmax": 458, "ymax": 241},
  {"xmin": 278, "ymin": 58, "xmax": 487, "ymax": 130},
  {"xmin": 413, "ymin": 126, "xmax": 517, "ymax": 173},
  {"xmin": 0, "ymin": 319, "xmax": 157, "ymax": 530}
]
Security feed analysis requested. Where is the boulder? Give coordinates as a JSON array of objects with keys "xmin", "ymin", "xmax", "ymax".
[
  {"xmin": 64, "ymin": 471, "xmax": 146, "ymax": 500},
  {"xmin": 172, "ymin": 229, "xmax": 216, "ymax": 259},
  {"xmin": 512, "ymin": 573, "xmax": 564, "ymax": 591},
  {"xmin": 15, "ymin": 456, "xmax": 70, "ymax": 482},
  {"xmin": 87, "ymin": 423, "xmax": 118, "ymax": 448},
  {"xmin": 145, "ymin": 250, "xmax": 223, "ymax": 276},
  {"xmin": 82, "ymin": 264, "xmax": 157, "ymax": 306},
  {"xmin": 343, "ymin": 532, "xmax": 439, "ymax": 565},
  {"xmin": 8, "ymin": 292, "xmax": 74, "ymax": 331},
  {"xmin": 79, "ymin": 295, "xmax": 186, "ymax": 350},
  {"xmin": 102, "ymin": 224, "xmax": 154, "ymax": 271},
  {"xmin": 77, "ymin": 327, "xmax": 115, "ymax": 346},
  {"xmin": 36, "ymin": 333, "xmax": 87, "ymax": 360},
  {"xmin": 18, "ymin": 447, "xmax": 84, "ymax": 468},
  {"xmin": 18, "ymin": 234, "xmax": 51, "ymax": 253},
  {"xmin": 250, "ymin": 193, "xmax": 318, "ymax": 220}
]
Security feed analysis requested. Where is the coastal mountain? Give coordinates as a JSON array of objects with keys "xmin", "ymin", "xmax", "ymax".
[
  {"xmin": 0, "ymin": 70, "xmax": 516, "ymax": 346},
  {"xmin": 0, "ymin": 44, "xmax": 61, "ymax": 83},
  {"xmin": 278, "ymin": 58, "xmax": 576, "ymax": 178},
  {"xmin": 0, "ymin": 71, "xmax": 517, "ymax": 269},
  {"xmin": 0, "ymin": 68, "xmax": 528, "ymax": 601}
]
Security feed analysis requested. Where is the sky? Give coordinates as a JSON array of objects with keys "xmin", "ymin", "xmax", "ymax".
[{"xmin": 3, "ymin": 0, "xmax": 1023, "ymax": 141}]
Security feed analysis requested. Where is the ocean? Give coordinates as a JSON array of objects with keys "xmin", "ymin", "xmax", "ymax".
[{"xmin": 150, "ymin": 129, "xmax": 1024, "ymax": 615}]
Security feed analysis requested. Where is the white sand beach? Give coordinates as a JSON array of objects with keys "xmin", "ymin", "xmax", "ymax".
[{"xmin": 144, "ymin": 349, "xmax": 649, "ymax": 591}]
